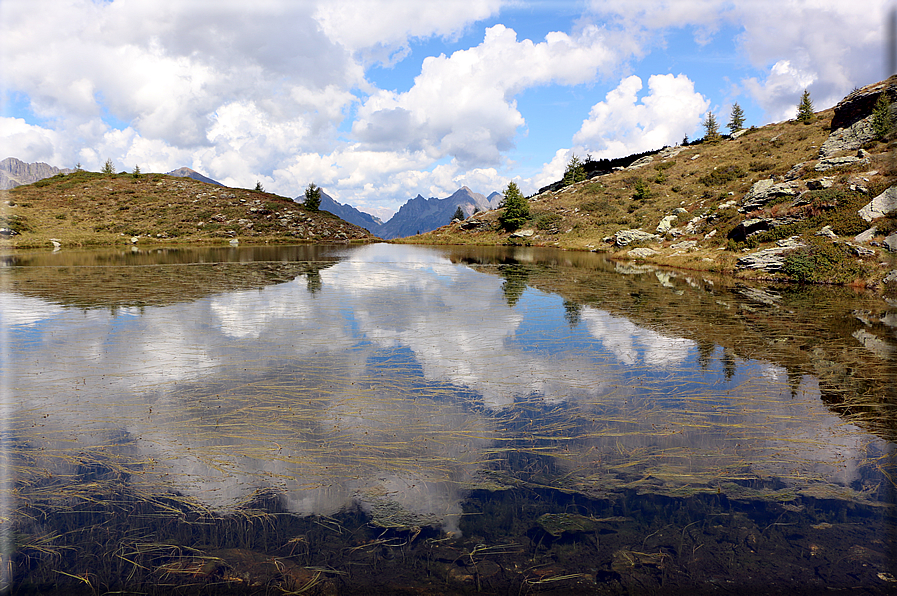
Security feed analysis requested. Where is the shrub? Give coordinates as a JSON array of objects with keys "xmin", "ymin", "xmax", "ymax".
[
  {"xmin": 872, "ymin": 93, "xmax": 894, "ymax": 139},
  {"xmin": 533, "ymin": 212, "xmax": 563, "ymax": 231},
  {"xmin": 782, "ymin": 239, "xmax": 870, "ymax": 284},
  {"xmin": 631, "ymin": 178, "xmax": 650, "ymax": 201},
  {"xmin": 698, "ymin": 165, "xmax": 745, "ymax": 186}
]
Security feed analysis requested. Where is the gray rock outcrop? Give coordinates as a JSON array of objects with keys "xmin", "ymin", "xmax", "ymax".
[
  {"xmin": 614, "ymin": 229, "xmax": 661, "ymax": 247},
  {"xmin": 656, "ymin": 215, "xmax": 678, "ymax": 234},
  {"xmin": 858, "ymin": 185, "xmax": 897, "ymax": 222},
  {"xmin": 815, "ymin": 149, "xmax": 871, "ymax": 172},
  {"xmin": 739, "ymin": 179, "xmax": 799, "ymax": 212},
  {"xmin": 885, "ymin": 233, "xmax": 897, "ymax": 252},
  {"xmin": 736, "ymin": 240, "xmax": 804, "ymax": 271}
]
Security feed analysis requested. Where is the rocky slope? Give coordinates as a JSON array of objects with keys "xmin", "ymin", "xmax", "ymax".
[
  {"xmin": 408, "ymin": 76, "xmax": 897, "ymax": 295},
  {"xmin": 0, "ymin": 157, "xmax": 74, "ymax": 190},
  {"xmin": 0, "ymin": 171, "xmax": 377, "ymax": 248}
]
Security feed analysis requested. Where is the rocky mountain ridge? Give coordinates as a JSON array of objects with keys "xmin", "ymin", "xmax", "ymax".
[
  {"xmin": 376, "ymin": 186, "xmax": 502, "ymax": 239},
  {"xmin": 0, "ymin": 157, "xmax": 74, "ymax": 190}
]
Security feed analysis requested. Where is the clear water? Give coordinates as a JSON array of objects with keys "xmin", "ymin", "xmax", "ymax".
[{"xmin": 1, "ymin": 243, "xmax": 895, "ymax": 595}]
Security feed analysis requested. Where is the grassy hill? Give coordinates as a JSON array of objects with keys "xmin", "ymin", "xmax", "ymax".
[
  {"xmin": 0, "ymin": 170, "xmax": 377, "ymax": 248},
  {"xmin": 403, "ymin": 102, "xmax": 896, "ymax": 292}
]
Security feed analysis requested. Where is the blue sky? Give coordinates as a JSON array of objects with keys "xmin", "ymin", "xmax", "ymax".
[{"xmin": 1, "ymin": 0, "xmax": 893, "ymax": 219}]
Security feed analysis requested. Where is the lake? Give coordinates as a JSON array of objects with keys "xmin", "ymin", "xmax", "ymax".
[{"xmin": 1, "ymin": 243, "xmax": 895, "ymax": 595}]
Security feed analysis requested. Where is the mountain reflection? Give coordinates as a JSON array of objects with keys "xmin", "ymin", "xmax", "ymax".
[{"xmin": 4, "ymin": 244, "xmax": 895, "ymax": 533}]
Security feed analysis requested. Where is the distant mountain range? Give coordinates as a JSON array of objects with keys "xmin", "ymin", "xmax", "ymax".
[
  {"xmin": 311, "ymin": 186, "xmax": 501, "ymax": 239},
  {"xmin": 0, "ymin": 157, "xmax": 73, "ymax": 190},
  {"xmin": 3, "ymin": 158, "xmax": 499, "ymax": 240}
]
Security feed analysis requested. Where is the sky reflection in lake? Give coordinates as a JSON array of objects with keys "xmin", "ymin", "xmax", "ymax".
[{"xmin": 2, "ymin": 244, "xmax": 894, "ymax": 538}]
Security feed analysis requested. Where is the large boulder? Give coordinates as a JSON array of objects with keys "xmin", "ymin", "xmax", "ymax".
[
  {"xmin": 656, "ymin": 215, "xmax": 678, "ymax": 234},
  {"xmin": 829, "ymin": 74, "xmax": 897, "ymax": 131},
  {"xmin": 736, "ymin": 246, "xmax": 793, "ymax": 271},
  {"xmin": 739, "ymin": 179, "xmax": 799, "ymax": 212},
  {"xmin": 820, "ymin": 75, "xmax": 897, "ymax": 158},
  {"xmin": 614, "ymin": 229, "xmax": 661, "ymax": 247},
  {"xmin": 815, "ymin": 149, "xmax": 871, "ymax": 172},
  {"xmin": 858, "ymin": 185, "xmax": 897, "ymax": 222}
]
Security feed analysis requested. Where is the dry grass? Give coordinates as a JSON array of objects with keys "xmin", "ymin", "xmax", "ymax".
[
  {"xmin": 0, "ymin": 171, "xmax": 378, "ymax": 248},
  {"xmin": 404, "ymin": 109, "xmax": 896, "ymax": 286}
]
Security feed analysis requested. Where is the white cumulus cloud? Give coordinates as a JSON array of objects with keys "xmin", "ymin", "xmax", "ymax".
[{"xmin": 572, "ymin": 74, "xmax": 709, "ymax": 157}]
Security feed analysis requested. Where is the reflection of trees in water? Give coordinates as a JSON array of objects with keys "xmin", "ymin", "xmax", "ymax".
[
  {"xmin": 306, "ymin": 269, "xmax": 322, "ymax": 295},
  {"xmin": 697, "ymin": 340, "xmax": 715, "ymax": 371},
  {"xmin": 563, "ymin": 300, "xmax": 582, "ymax": 329},
  {"xmin": 722, "ymin": 347, "xmax": 737, "ymax": 381},
  {"xmin": 499, "ymin": 264, "xmax": 531, "ymax": 308}
]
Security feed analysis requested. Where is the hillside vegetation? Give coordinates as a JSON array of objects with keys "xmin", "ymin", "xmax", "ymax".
[
  {"xmin": 0, "ymin": 170, "xmax": 376, "ymax": 247},
  {"xmin": 404, "ymin": 79, "xmax": 897, "ymax": 292}
]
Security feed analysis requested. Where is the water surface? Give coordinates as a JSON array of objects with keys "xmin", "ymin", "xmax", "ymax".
[{"xmin": 2, "ymin": 243, "xmax": 895, "ymax": 594}]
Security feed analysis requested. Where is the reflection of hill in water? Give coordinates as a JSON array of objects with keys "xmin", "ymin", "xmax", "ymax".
[
  {"xmin": 0, "ymin": 245, "xmax": 345, "ymax": 308},
  {"xmin": 445, "ymin": 246, "xmax": 897, "ymax": 443}
]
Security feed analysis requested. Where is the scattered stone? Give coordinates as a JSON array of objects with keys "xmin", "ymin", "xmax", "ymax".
[
  {"xmin": 776, "ymin": 236, "xmax": 804, "ymax": 248},
  {"xmin": 690, "ymin": 154, "xmax": 701, "ymax": 160},
  {"xmin": 845, "ymin": 242, "xmax": 876, "ymax": 257},
  {"xmin": 626, "ymin": 155, "xmax": 654, "ymax": 169},
  {"xmin": 49, "ymin": 238, "xmax": 61, "ymax": 248},
  {"xmin": 0, "ymin": 228, "xmax": 18, "ymax": 237},
  {"xmin": 731, "ymin": 129, "xmax": 748, "ymax": 139},
  {"xmin": 885, "ymin": 233, "xmax": 897, "ymax": 252},
  {"xmin": 883, "ymin": 270, "xmax": 897, "ymax": 284},
  {"xmin": 858, "ymin": 185, "xmax": 897, "ymax": 222},
  {"xmin": 736, "ymin": 244, "xmax": 802, "ymax": 271},
  {"xmin": 807, "ymin": 177, "xmax": 835, "ymax": 190},
  {"xmin": 614, "ymin": 229, "xmax": 661, "ymax": 247},
  {"xmin": 460, "ymin": 219, "xmax": 490, "ymax": 231},
  {"xmin": 784, "ymin": 162, "xmax": 806, "ymax": 181},
  {"xmin": 229, "ymin": 238, "xmax": 239, "ymax": 246},
  {"xmin": 815, "ymin": 149, "xmax": 871, "ymax": 172},
  {"xmin": 728, "ymin": 218, "xmax": 772, "ymax": 242},
  {"xmin": 816, "ymin": 225, "xmax": 838, "ymax": 239},
  {"xmin": 670, "ymin": 240, "xmax": 697, "ymax": 250},
  {"xmin": 854, "ymin": 227, "xmax": 877, "ymax": 243},
  {"xmin": 819, "ymin": 115, "xmax": 877, "ymax": 158},
  {"xmin": 739, "ymin": 179, "xmax": 799, "ymax": 212},
  {"xmin": 658, "ymin": 146, "xmax": 687, "ymax": 159},
  {"xmin": 718, "ymin": 200, "xmax": 737, "ymax": 210},
  {"xmin": 704, "ymin": 229, "xmax": 717, "ymax": 240},
  {"xmin": 510, "ymin": 229, "xmax": 535, "ymax": 238},
  {"xmin": 656, "ymin": 215, "xmax": 678, "ymax": 234},
  {"xmin": 628, "ymin": 247, "xmax": 658, "ymax": 258},
  {"xmin": 130, "ymin": 236, "xmax": 139, "ymax": 244},
  {"xmin": 673, "ymin": 207, "xmax": 689, "ymax": 215}
]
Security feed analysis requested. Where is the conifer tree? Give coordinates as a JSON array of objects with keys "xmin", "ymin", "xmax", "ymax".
[
  {"xmin": 728, "ymin": 102, "xmax": 745, "ymax": 133},
  {"xmin": 796, "ymin": 89, "xmax": 814, "ymax": 123},
  {"xmin": 102, "ymin": 158, "xmax": 115, "ymax": 175},
  {"xmin": 703, "ymin": 111, "xmax": 721, "ymax": 143},
  {"xmin": 562, "ymin": 154, "xmax": 586, "ymax": 187},
  {"xmin": 498, "ymin": 181, "xmax": 529, "ymax": 231},
  {"xmin": 304, "ymin": 182, "xmax": 321, "ymax": 211},
  {"xmin": 451, "ymin": 206, "xmax": 464, "ymax": 222},
  {"xmin": 872, "ymin": 93, "xmax": 893, "ymax": 139}
]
